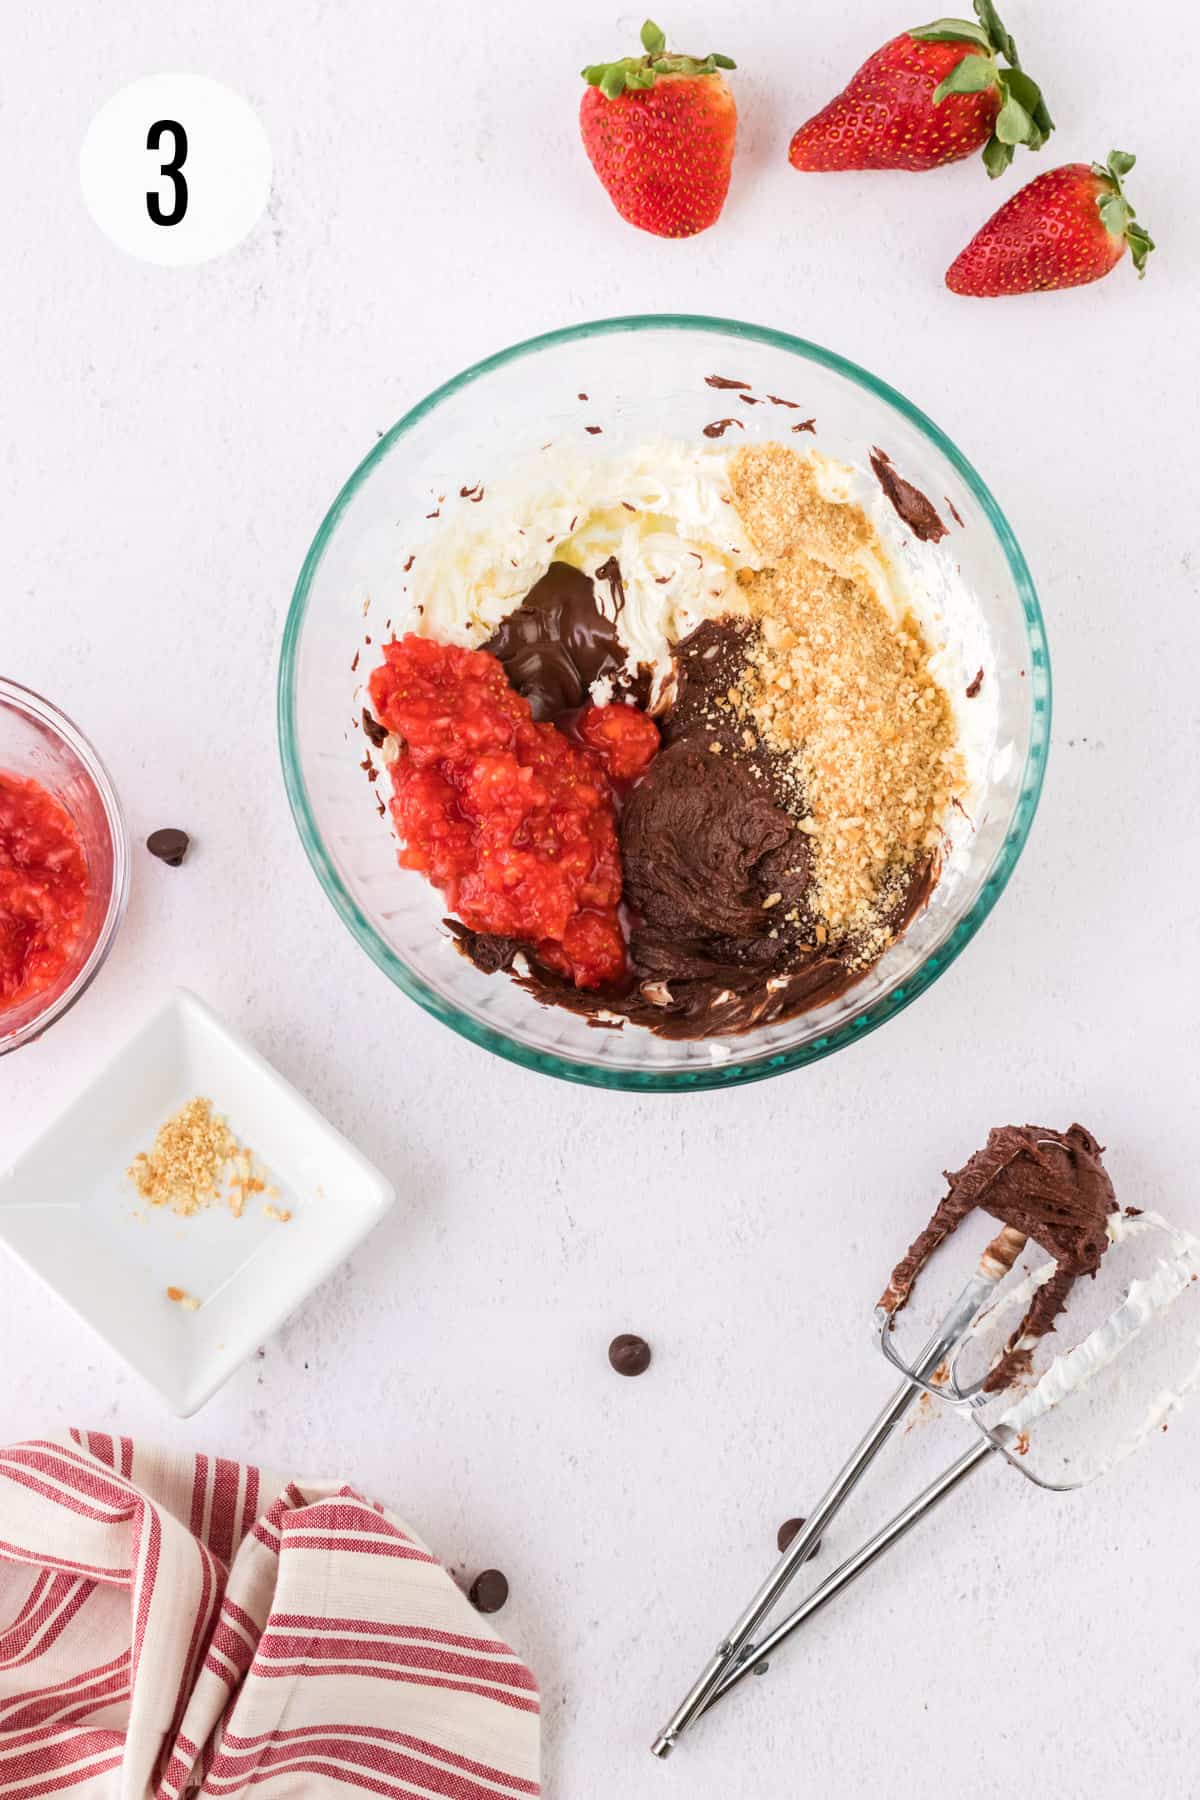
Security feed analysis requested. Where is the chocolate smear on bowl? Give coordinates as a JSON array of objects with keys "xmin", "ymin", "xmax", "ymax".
[
  {"xmin": 445, "ymin": 920, "xmax": 521, "ymax": 976},
  {"xmin": 736, "ymin": 393, "xmax": 762, "ymax": 406},
  {"xmin": 481, "ymin": 561, "xmax": 631, "ymax": 722},
  {"xmin": 609, "ymin": 1333, "xmax": 652, "ymax": 1377},
  {"xmin": 791, "ymin": 419, "xmax": 817, "ymax": 435},
  {"xmin": 146, "ymin": 828, "xmax": 189, "ymax": 867},
  {"xmin": 594, "ymin": 555, "xmax": 625, "ymax": 618},
  {"xmin": 869, "ymin": 448, "xmax": 948, "ymax": 544},
  {"xmin": 703, "ymin": 418, "xmax": 744, "ymax": 439},
  {"xmin": 767, "ymin": 395, "xmax": 802, "ymax": 409},
  {"xmin": 468, "ymin": 1570, "xmax": 509, "ymax": 1614},
  {"xmin": 705, "ymin": 374, "xmax": 751, "ymax": 390},
  {"xmin": 362, "ymin": 708, "xmax": 388, "ymax": 748},
  {"xmin": 879, "ymin": 1124, "xmax": 1117, "ymax": 1394},
  {"xmin": 947, "ymin": 497, "xmax": 965, "ymax": 528},
  {"xmin": 965, "ymin": 669, "xmax": 984, "ymax": 699}
]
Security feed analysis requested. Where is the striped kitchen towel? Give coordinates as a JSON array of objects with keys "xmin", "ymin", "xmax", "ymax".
[{"xmin": 0, "ymin": 1432, "xmax": 540, "ymax": 1798}]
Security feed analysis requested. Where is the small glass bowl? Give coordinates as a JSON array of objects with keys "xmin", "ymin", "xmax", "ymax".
[
  {"xmin": 0, "ymin": 679, "xmax": 130, "ymax": 1055},
  {"xmin": 279, "ymin": 315, "xmax": 1050, "ymax": 1091}
]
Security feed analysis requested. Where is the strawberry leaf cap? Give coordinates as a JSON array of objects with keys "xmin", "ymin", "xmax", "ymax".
[
  {"xmin": 581, "ymin": 19, "xmax": 735, "ymax": 99},
  {"xmin": 1091, "ymin": 150, "xmax": 1156, "ymax": 277},
  {"xmin": 911, "ymin": 0, "xmax": 1053, "ymax": 175}
]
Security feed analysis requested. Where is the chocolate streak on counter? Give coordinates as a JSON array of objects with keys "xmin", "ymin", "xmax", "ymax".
[
  {"xmin": 869, "ymin": 448, "xmax": 948, "ymax": 544},
  {"xmin": 452, "ymin": 618, "xmax": 934, "ymax": 1039},
  {"xmin": 879, "ymin": 1124, "xmax": 1116, "ymax": 1393}
]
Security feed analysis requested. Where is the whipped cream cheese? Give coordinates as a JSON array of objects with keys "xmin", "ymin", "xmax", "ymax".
[
  {"xmin": 985, "ymin": 1210, "xmax": 1200, "ymax": 1483},
  {"xmin": 399, "ymin": 441, "xmax": 759, "ymax": 707}
]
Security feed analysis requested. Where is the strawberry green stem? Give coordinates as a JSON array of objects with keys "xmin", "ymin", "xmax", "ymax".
[
  {"xmin": 1092, "ymin": 150, "xmax": 1156, "ymax": 277},
  {"xmin": 581, "ymin": 19, "xmax": 736, "ymax": 99},
  {"xmin": 910, "ymin": 0, "xmax": 1053, "ymax": 175}
]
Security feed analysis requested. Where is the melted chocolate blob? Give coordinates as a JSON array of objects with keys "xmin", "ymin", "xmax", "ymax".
[
  {"xmin": 623, "ymin": 741, "xmax": 808, "ymax": 940},
  {"xmin": 869, "ymin": 448, "xmax": 948, "ymax": 544},
  {"xmin": 481, "ymin": 561, "xmax": 629, "ymax": 721},
  {"xmin": 879, "ymin": 1124, "xmax": 1117, "ymax": 1393}
]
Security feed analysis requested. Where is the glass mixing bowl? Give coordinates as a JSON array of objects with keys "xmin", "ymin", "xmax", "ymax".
[
  {"xmin": 279, "ymin": 315, "xmax": 1048, "ymax": 1091},
  {"xmin": 0, "ymin": 678, "xmax": 130, "ymax": 1055}
]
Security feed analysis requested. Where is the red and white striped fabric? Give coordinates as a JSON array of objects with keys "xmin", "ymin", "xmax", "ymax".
[{"xmin": 0, "ymin": 1432, "xmax": 540, "ymax": 1798}]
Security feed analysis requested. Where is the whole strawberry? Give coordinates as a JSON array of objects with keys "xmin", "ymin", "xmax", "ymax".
[
  {"xmin": 789, "ymin": 0, "xmax": 1051, "ymax": 178},
  {"xmin": 947, "ymin": 150, "xmax": 1155, "ymax": 295},
  {"xmin": 580, "ymin": 19, "xmax": 737, "ymax": 238}
]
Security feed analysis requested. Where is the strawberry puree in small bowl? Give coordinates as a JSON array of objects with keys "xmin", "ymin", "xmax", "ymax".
[
  {"xmin": 0, "ymin": 773, "xmax": 89, "ymax": 1008},
  {"xmin": 0, "ymin": 680, "xmax": 129, "ymax": 1055}
]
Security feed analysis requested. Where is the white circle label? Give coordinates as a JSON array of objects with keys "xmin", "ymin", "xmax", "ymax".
[{"xmin": 80, "ymin": 74, "xmax": 272, "ymax": 267}]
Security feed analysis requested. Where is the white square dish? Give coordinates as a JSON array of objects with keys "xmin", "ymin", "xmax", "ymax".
[{"xmin": 0, "ymin": 989, "xmax": 394, "ymax": 1414}]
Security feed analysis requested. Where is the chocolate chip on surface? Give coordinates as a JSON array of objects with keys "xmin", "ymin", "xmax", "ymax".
[
  {"xmin": 608, "ymin": 1333, "xmax": 652, "ymax": 1377},
  {"xmin": 777, "ymin": 1517, "xmax": 821, "ymax": 1556},
  {"xmin": 468, "ymin": 1569, "xmax": 509, "ymax": 1614},
  {"xmin": 146, "ymin": 828, "xmax": 189, "ymax": 867}
]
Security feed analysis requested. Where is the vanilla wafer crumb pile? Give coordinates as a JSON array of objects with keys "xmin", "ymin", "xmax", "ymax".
[
  {"xmin": 127, "ymin": 1097, "xmax": 278, "ymax": 1220},
  {"xmin": 728, "ymin": 444, "xmax": 962, "ymax": 940}
]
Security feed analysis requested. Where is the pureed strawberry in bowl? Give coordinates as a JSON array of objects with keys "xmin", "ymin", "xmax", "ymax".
[
  {"xmin": 0, "ymin": 680, "xmax": 129, "ymax": 1055},
  {"xmin": 279, "ymin": 315, "xmax": 1050, "ymax": 1091}
]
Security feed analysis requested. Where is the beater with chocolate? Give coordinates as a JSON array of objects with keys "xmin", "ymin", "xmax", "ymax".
[{"xmin": 879, "ymin": 1124, "xmax": 1117, "ymax": 1393}]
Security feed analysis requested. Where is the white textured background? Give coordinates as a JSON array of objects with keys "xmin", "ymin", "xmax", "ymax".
[{"xmin": 4, "ymin": 1, "xmax": 1199, "ymax": 1794}]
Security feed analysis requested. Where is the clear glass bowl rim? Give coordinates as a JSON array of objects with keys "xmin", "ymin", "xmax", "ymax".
[
  {"xmin": 277, "ymin": 312, "xmax": 1050, "ymax": 1092},
  {"xmin": 0, "ymin": 676, "xmax": 131, "ymax": 1055}
]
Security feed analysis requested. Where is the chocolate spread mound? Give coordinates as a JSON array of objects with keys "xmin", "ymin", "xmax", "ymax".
[
  {"xmin": 481, "ymin": 560, "xmax": 639, "ymax": 721},
  {"xmin": 869, "ymin": 448, "xmax": 948, "ymax": 544},
  {"xmin": 451, "ymin": 618, "xmax": 933, "ymax": 1039},
  {"xmin": 879, "ymin": 1124, "xmax": 1117, "ymax": 1393}
]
